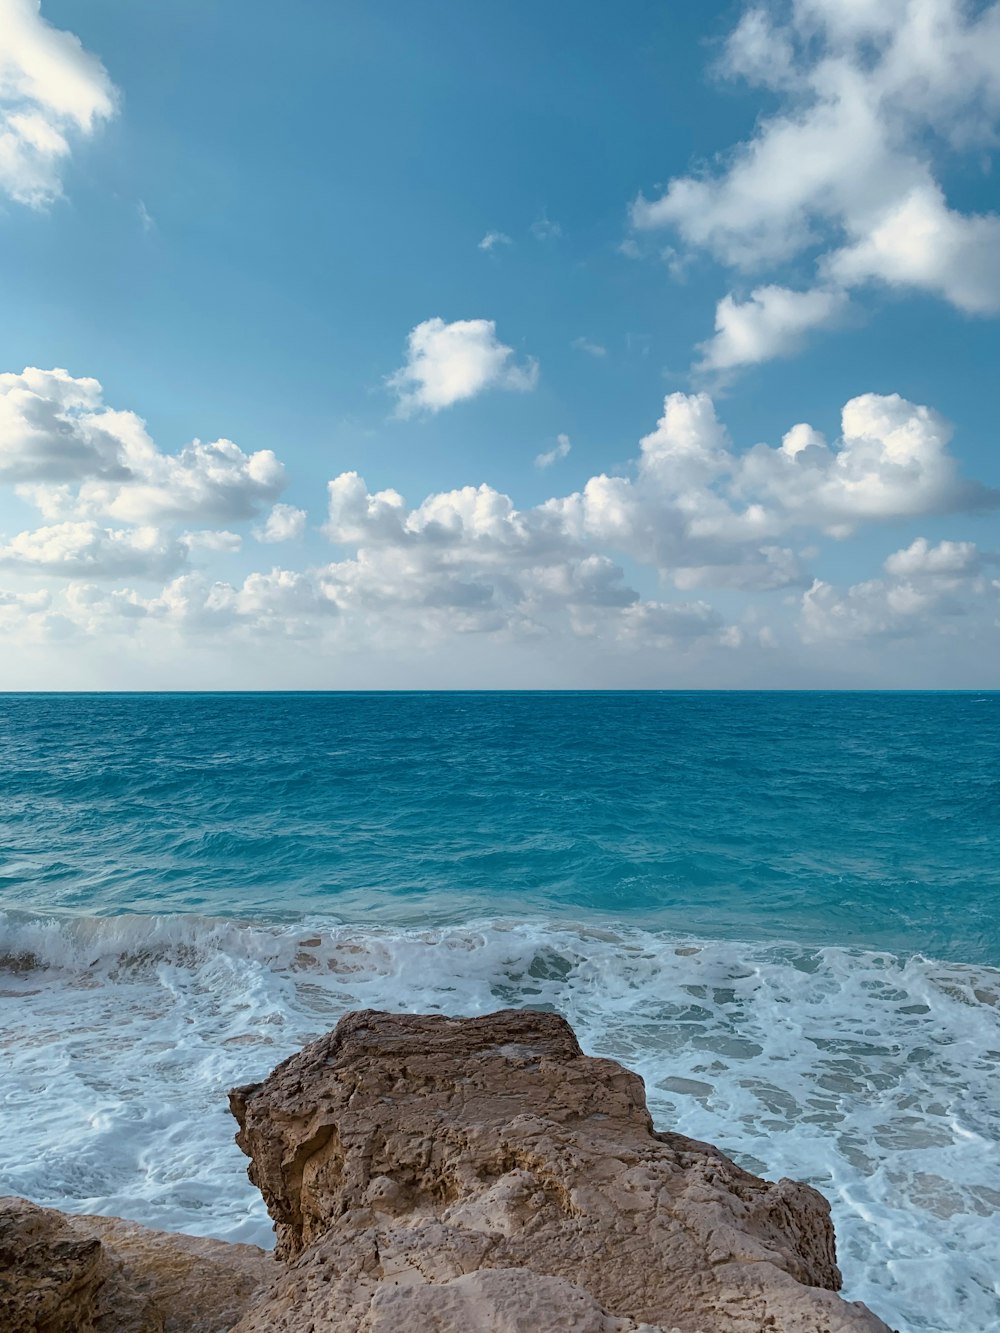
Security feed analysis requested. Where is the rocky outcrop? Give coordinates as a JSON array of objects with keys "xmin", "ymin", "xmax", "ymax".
[
  {"xmin": 0, "ymin": 1196, "xmax": 276, "ymax": 1333},
  {"xmin": 229, "ymin": 1008, "xmax": 894, "ymax": 1333}
]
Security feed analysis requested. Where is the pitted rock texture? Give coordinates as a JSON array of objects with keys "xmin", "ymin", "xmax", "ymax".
[
  {"xmin": 0, "ymin": 1196, "xmax": 277, "ymax": 1333},
  {"xmin": 229, "ymin": 1008, "xmax": 894, "ymax": 1333},
  {"xmin": 1, "ymin": 1197, "xmax": 106, "ymax": 1333}
]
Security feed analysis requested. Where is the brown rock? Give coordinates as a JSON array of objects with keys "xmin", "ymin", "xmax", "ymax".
[
  {"xmin": 229, "ymin": 1008, "xmax": 895, "ymax": 1333},
  {"xmin": 0, "ymin": 1197, "xmax": 106, "ymax": 1333},
  {"xmin": 0, "ymin": 1196, "xmax": 277, "ymax": 1333}
]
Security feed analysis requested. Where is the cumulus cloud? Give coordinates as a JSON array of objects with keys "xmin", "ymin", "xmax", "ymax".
[
  {"xmin": 312, "ymin": 386, "xmax": 995, "ymax": 649},
  {"xmin": 697, "ymin": 285, "xmax": 848, "ymax": 371},
  {"xmin": 0, "ymin": 521, "xmax": 186, "ymax": 578},
  {"xmin": 542, "ymin": 389, "xmax": 995, "ymax": 588},
  {"xmin": 0, "ymin": 0, "xmax": 116, "ymax": 206},
  {"xmin": 823, "ymin": 183, "xmax": 1000, "ymax": 314},
  {"xmin": 255, "ymin": 503, "xmax": 307, "ymax": 543},
  {"xmin": 1, "ymin": 369, "xmax": 996, "ymax": 669},
  {"xmin": 59, "ymin": 569, "xmax": 337, "ymax": 637},
  {"xmin": 386, "ymin": 318, "xmax": 539, "ymax": 416},
  {"xmin": 801, "ymin": 537, "xmax": 998, "ymax": 641},
  {"xmin": 632, "ymin": 0, "xmax": 1000, "ymax": 367},
  {"xmin": 734, "ymin": 392, "xmax": 991, "ymax": 528},
  {"xmin": 0, "ymin": 367, "xmax": 286, "ymax": 524},
  {"xmin": 535, "ymin": 434, "xmax": 572, "ymax": 469},
  {"xmin": 319, "ymin": 470, "xmax": 711, "ymax": 641},
  {"xmin": 181, "ymin": 529, "xmax": 242, "ymax": 553},
  {"xmin": 883, "ymin": 536, "xmax": 984, "ymax": 577}
]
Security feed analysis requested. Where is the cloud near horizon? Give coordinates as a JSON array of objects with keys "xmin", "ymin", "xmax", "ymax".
[{"xmin": 0, "ymin": 364, "xmax": 996, "ymax": 680}]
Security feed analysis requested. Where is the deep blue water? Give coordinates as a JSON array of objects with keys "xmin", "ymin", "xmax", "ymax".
[{"xmin": 1, "ymin": 691, "xmax": 997, "ymax": 964}]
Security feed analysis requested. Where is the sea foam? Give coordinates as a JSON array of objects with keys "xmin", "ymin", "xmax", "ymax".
[{"xmin": 1, "ymin": 909, "xmax": 998, "ymax": 1333}]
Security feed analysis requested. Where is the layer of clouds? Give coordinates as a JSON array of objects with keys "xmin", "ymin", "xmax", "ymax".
[
  {"xmin": 386, "ymin": 318, "xmax": 539, "ymax": 416},
  {"xmin": 0, "ymin": 520, "xmax": 185, "ymax": 578},
  {"xmin": 549, "ymin": 390, "xmax": 995, "ymax": 581},
  {"xmin": 632, "ymin": 0, "xmax": 1000, "ymax": 369},
  {"xmin": 0, "ymin": 0, "xmax": 116, "ymax": 206},
  {"xmin": 314, "ymin": 387, "xmax": 995, "ymax": 650},
  {"xmin": 182, "ymin": 529, "xmax": 242, "ymax": 554},
  {"xmin": 801, "ymin": 538, "xmax": 999, "ymax": 641},
  {"xmin": 0, "ymin": 367, "xmax": 287, "ymax": 523},
  {"xmin": 0, "ymin": 368, "xmax": 996, "ymax": 671}
]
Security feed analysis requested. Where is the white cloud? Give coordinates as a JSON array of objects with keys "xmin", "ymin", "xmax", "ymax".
[
  {"xmin": 632, "ymin": 0, "xmax": 1000, "ymax": 364},
  {"xmin": 181, "ymin": 529, "xmax": 242, "ymax": 554},
  {"xmin": 478, "ymin": 230, "xmax": 512, "ymax": 252},
  {"xmin": 535, "ymin": 434, "xmax": 572, "ymax": 469},
  {"xmin": 0, "ymin": 367, "xmax": 124, "ymax": 481},
  {"xmin": 0, "ymin": 0, "xmax": 116, "ymax": 206},
  {"xmin": 801, "ymin": 535, "xmax": 998, "ymax": 642},
  {"xmin": 823, "ymin": 183, "xmax": 1000, "ymax": 314},
  {"xmin": 697, "ymin": 284, "xmax": 848, "ymax": 371},
  {"xmin": 313, "ymin": 386, "xmax": 994, "ymax": 650},
  {"xmin": 1, "ymin": 369, "xmax": 996, "ymax": 676},
  {"xmin": 734, "ymin": 391, "xmax": 988, "ymax": 528},
  {"xmin": 547, "ymin": 389, "xmax": 995, "ymax": 589},
  {"xmin": 0, "ymin": 521, "xmax": 185, "ymax": 578},
  {"xmin": 883, "ymin": 536, "xmax": 986, "ymax": 577},
  {"xmin": 386, "ymin": 318, "xmax": 539, "ymax": 416},
  {"xmin": 0, "ymin": 367, "xmax": 286, "ymax": 523},
  {"xmin": 233, "ymin": 568, "xmax": 334, "ymax": 626},
  {"xmin": 255, "ymin": 503, "xmax": 307, "ymax": 543},
  {"xmin": 66, "ymin": 567, "xmax": 338, "ymax": 639},
  {"xmin": 0, "ymin": 585, "xmax": 49, "ymax": 631},
  {"xmin": 572, "ymin": 337, "xmax": 608, "ymax": 358},
  {"xmin": 321, "ymin": 471, "xmax": 640, "ymax": 638}
]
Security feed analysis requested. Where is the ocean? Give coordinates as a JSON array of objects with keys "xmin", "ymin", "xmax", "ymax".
[{"xmin": 0, "ymin": 691, "xmax": 997, "ymax": 1333}]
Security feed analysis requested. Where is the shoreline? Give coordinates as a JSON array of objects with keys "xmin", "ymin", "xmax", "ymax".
[{"xmin": 2, "ymin": 1009, "xmax": 898, "ymax": 1332}]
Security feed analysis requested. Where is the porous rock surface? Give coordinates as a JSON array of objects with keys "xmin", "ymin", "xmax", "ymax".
[
  {"xmin": 0, "ymin": 1195, "xmax": 276, "ymax": 1333},
  {"xmin": 229, "ymin": 1007, "xmax": 894, "ymax": 1333}
]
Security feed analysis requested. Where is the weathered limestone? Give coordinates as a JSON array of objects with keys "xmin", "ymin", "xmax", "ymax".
[
  {"xmin": 229, "ymin": 1008, "xmax": 895, "ymax": 1333},
  {"xmin": 0, "ymin": 1196, "xmax": 277, "ymax": 1333}
]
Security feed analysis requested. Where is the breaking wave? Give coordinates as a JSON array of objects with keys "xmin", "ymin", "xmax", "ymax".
[{"xmin": 2, "ymin": 908, "xmax": 999, "ymax": 1333}]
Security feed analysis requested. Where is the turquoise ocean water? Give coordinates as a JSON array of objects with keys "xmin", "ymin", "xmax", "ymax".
[{"xmin": 1, "ymin": 692, "xmax": 998, "ymax": 1331}]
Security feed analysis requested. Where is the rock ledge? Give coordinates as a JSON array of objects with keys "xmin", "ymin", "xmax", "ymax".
[{"xmin": 228, "ymin": 1007, "xmax": 893, "ymax": 1333}]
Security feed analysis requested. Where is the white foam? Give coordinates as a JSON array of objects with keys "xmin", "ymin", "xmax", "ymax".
[{"xmin": 1, "ymin": 910, "xmax": 998, "ymax": 1333}]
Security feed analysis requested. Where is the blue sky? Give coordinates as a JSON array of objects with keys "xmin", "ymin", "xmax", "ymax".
[{"xmin": 0, "ymin": 0, "xmax": 998, "ymax": 687}]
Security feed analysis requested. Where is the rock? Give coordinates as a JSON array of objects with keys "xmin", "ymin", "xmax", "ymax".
[
  {"xmin": 0, "ymin": 1197, "xmax": 106, "ymax": 1333},
  {"xmin": 229, "ymin": 1008, "xmax": 894, "ymax": 1333},
  {"xmin": 0, "ymin": 1196, "xmax": 277, "ymax": 1333}
]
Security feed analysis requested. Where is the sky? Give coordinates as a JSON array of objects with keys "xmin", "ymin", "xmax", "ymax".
[{"xmin": 0, "ymin": 0, "xmax": 999, "ymax": 688}]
